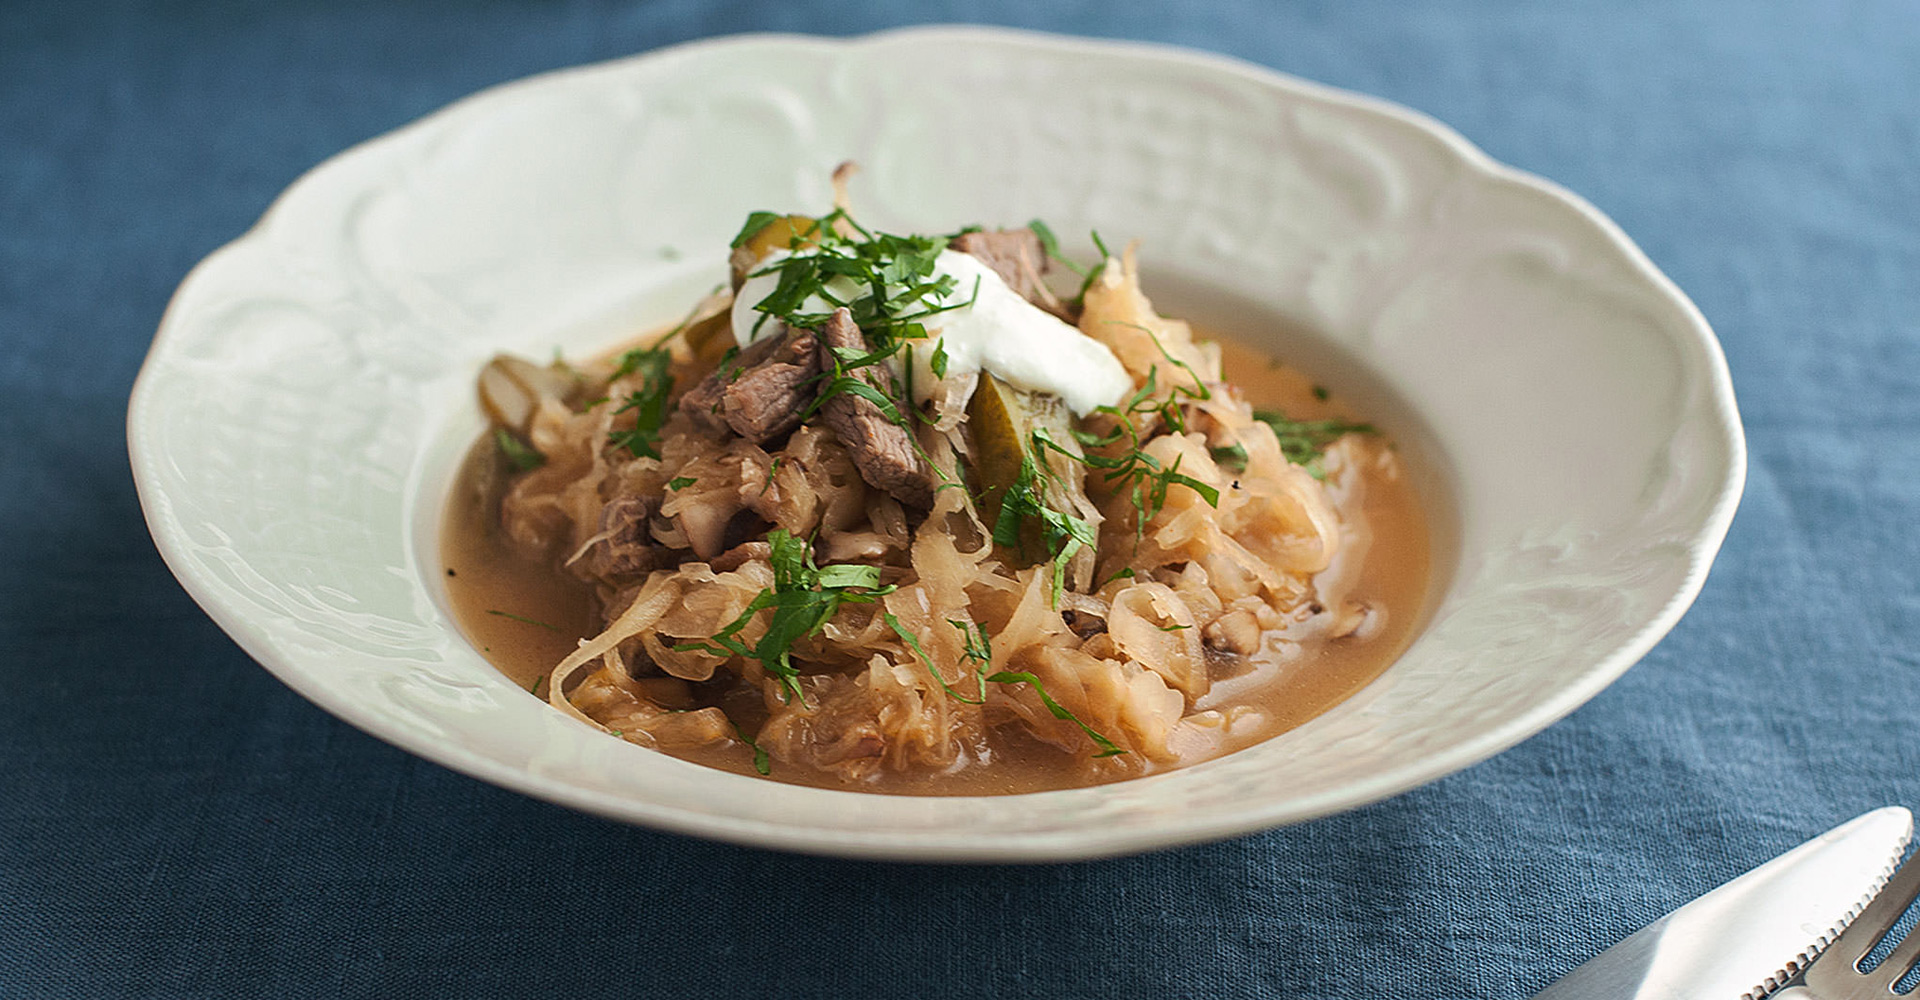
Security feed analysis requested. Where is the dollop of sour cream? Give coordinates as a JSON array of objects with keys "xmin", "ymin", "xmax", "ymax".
[{"xmin": 731, "ymin": 248, "xmax": 1132, "ymax": 416}]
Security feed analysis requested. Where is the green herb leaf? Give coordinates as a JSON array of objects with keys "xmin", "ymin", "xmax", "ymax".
[
  {"xmin": 730, "ymin": 211, "xmax": 784, "ymax": 248},
  {"xmin": 984, "ymin": 670, "xmax": 1126, "ymax": 757},
  {"xmin": 1210, "ymin": 442, "xmax": 1249, "ymax": 473},
  {"xmin": 1027, "ymin": 218, "xmax": 1090, "ymax": 279},
  {"xmin": 815, "ymin": 563, "xmax": 883, "ymax": 589},
  {"xmin": 949, "ymin": 619, "xmax": 993, "ymax": 665},
  {"xmin": 1253, "ymin": 410, "xmax": 1376, "ymax": 475},
  {"xmin": 487, "ymin": 609, "xmax": 561, "ymax": 632},
  {"xmin": 929, "ymin": 340, "xmax": 950, "ymax": 379},
  {"xmin": 886, "ymin": 612, "xmax": 986, "ymax": 705},
  {"xmin": 674, "ymin": 529, "xmax": 894, "ymax": 705},
  {"xmin": 608, "ymin": 344, "xmax": 676, "ymax": 459},
  {"xmin": 731, "ymin": 721, "xmax": 772, "ymax": 775},
  {"xmin": 667, "ymin": 476, "xmax": 696, "ymax": 491},
  {"xmin": 495, "ymin": 429, "xmax": 545, "ymax": 472}
]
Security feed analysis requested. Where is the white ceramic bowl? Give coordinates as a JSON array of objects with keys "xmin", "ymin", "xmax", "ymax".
[{"xmin": 128, "ymin": 26, "xmax": 1744, "ymax": 861}]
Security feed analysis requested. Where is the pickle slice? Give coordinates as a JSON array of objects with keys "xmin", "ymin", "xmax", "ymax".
[{"xmin": 967, "ymin": 374, "xmax": 1081, "ymax": 564}]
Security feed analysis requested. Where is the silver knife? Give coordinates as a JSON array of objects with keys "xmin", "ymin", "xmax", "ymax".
[{"xmin": 1533, "ymin": 807, "xmax": 1912, "ymax": 1000}]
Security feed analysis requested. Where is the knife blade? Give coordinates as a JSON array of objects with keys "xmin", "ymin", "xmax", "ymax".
[{"xmin": 1532, "ymin": 807, "xmax": 1912, "ymax": 1000}]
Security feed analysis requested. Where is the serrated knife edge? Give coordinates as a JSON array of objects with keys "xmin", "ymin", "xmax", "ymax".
[
  {"xmin": 1745, "ymin": 813, "xmax": 1913, "ymax": 1000},
  {"xmin": 1534, "ymin": 807, "xmax": 1913, "ymax": 1000}
]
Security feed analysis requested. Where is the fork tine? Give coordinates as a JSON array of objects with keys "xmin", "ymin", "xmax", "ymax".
[
  {"xmin": 1807, "ymin": 848, "xmax": 1920, "ymax": 995},
  {"xmin": 1866, "ymin": 915, "xmax": 1920, "ymax": 992}
]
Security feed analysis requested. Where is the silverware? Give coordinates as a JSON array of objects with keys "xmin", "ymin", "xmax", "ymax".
[
  {"xmin": 1773, "ymin": 835, "xmax": 1920, "ymax": 999},
  {"xmin": 1533, "ymin": 807, "xmax": 1912, "ymax": 1000}
]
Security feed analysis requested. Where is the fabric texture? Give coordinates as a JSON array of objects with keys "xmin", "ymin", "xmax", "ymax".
[{"xmin": 4, "ymin": 1, "xmax": 1918, "ymax": 997}]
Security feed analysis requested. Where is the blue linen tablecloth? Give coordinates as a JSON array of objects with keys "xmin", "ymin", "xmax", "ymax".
[{"xmin": 5, "ymin": 1, "xmax": 1918, "ymax": 996}]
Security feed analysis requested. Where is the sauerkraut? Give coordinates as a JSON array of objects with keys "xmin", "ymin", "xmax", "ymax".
[{"xmin": 444, "ymin": 196, "xmax": 1427, "ymax": 793}]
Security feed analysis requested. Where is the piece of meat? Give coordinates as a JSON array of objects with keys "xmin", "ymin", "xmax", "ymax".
[
  {"xmin": 677, "ymin": 327, "xmax": 821, "ymax": 443},
  {"xmin": 950, "ymin": 228, "xmax": 1053, "ymax": 307},
  {"xmin": 814, "ymin": 308, "xmax": 936, "ymax": 508},
  {"xmin": 587, "ymin": 495, "xmax": 657, "ymax": 580}
]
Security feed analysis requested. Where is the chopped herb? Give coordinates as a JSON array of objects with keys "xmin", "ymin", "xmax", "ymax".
[
  {"xmin": 673, "ymin": 529, "xmax": 894, "ymax": 704},
  {"xmin": 731, "ymin": 721, "xmax": 772, "ymax": 775},
  {"xmin": 667, "ymin": 476, "xmax": 697, "ymax": 491},
  {"xmin": 929, "ymin": 340, "xmax": 949, "ymax": 379},
  {"xmin": 950, "ymin": 619, "xmax": 992, "ymax": 666},
  {"xmin": 1098, "ymin": 566, "xmax": 1137, "ymax": 589},
  {"xmin": 733, "ymin": 207, "xmax": 979, "ymax": 489},
  {"xmin": 1253, "ymin": 410, "xmax": 1376, "ymax": 479},
  {"xmin": 487, "ymin": 609, "xmax": 561, "ymax": 632},
  {"xmin": 1312, "ymin": 384, "xmax": 1330, "ymax": 401},
  {"xmin": 886, "ymin": 612, "xmax": 985, "ymax": 705},
  {"xmin": 609, "ymin": 728, "xmax": 624, "ymax": 737},
  {"xmin": 1210, "ymin": 442, "xmax": 1249, "ymax": 473},
  {"xmin": 730, "ymin": 211, "xmax": 785, "ymax": 248},
  {"xmin": 990, "ymin": 447, "xmax": 1098, "ymax": 607},
  {"xmin": 1155, "ymin": 622, "xmax": 1192, "ymax": 632},
  {"xmin": 1040, "ymin": 334, "xmax": 1224, "ymax": 546},
  {"xmin": 494, "ymin": 428, "xmax": 545, "ymax": 472},
  {"xmin": 529, "ymin": 676, "xmax": 545, "ymax": 695},
  {"xmin": 578, "ymin": 396, "xmax": 609, "ymax": 411},
  {"xmin": 1027, "ymin": 218, "xmax": 1090, "ymax": 279},
  {"xmin": 607, "ymin": 344, "xmax": 675, "ymax": 459},
  {"xmin": 898, "ymin": 616, "xmax": 1122, "ymax": 758},
  {"xmin": 985, "ymin": 670, "xmax": 1126, "ymax": 758}
]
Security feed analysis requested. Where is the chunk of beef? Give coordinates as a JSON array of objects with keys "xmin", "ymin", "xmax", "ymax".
[
  {"xmin": 677, "ymin": 326, "xmax": 821, "ymax": 444},
  {"xmin": 587, "ymin": 495, "xmax": 657, "ymax": 580},
  {"xmin": 950, "ymin": 228, "xmax": 1053, "ymax": 307},
  {"xmin": 814, "ymin": 308, "xmax": 936, "ymax": 508}
]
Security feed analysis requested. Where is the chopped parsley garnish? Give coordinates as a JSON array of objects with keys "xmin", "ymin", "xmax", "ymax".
[
  {"xmin": 1050, "ymin": 330, "xmax": 1224, "ymax": 541},
  {"xmin": 487, "ymin": 609, "xmax": 561, "ymax": 632},
  {"xmin": 731, "ymin": 721, "xmax": 772, "ymax": 775},
  {"xmin": 1027, "ymin": 218, "xmax": 1088, "ymax": 280},
  {"xmin": 1209, "ymin": 442, "xmax": 1249, "ymax": 473},
  {"xmin": 740, "ymin": 208, "xmax": 980, "ymax": 354},
  {"xmin": 990, "ymin": 447, "xmax": 1099, "ymax": 607},
  {"xmin": 607, "ymin": 344, "xmax": 675, "ymax": 459},
  {"xmin": 929, "ymin": 340, "xmax": 950, "ymax": 379},
  {"xmin": 884, "ymin": 613, "xmax": 1123, "ymax": 757},
  {"xmin": 1027, "ymin": 217, "xmax": 1110, "ymax": 306},
  {"xmin": 950, "ymin": 619, "xmax": 992, "ymax": 665},
  {"xmin": 984, "ymin": 670, "xmax": 1126, "ymax": 758},
  {"xmin": 667, "ymin": 476, "xmax": 696, "ymax": 491},
  {"xmin": 674, "ymin": 529, "xmax": 894, "ymax": 704},
  {"xmin": 730, "ymin": 211, "xmax": 789, "ymax": 248},
  {"xmin": 886, "ymin": 612, "xmax": 984, "ymax": 705},
  {"xmin": 1253, "ymin": 410, "xmax": 1376, "ymax": 479},
  {"xmin": 495, "ymin": 428, "xmax": 545, "ymax": 472}
]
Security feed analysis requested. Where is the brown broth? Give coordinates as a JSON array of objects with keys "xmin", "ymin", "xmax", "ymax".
[{"xmin": 441, "ymin": 333, "xmax": 1431, "ymax": 795}]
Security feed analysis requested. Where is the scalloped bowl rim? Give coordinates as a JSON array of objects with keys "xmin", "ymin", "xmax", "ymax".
[{"xmin": 128, "ymin": 26, "xmax": 1745, "ymax": 861}]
